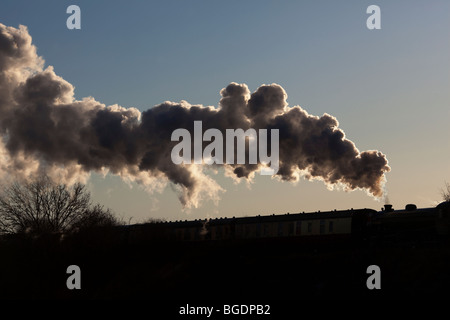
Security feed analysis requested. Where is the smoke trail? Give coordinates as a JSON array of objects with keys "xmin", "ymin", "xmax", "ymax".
[{"xmin": 0, "ymin": 23, "xmax": 390, "ymax": 208}]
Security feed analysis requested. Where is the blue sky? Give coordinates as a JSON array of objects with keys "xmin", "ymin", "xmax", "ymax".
[{"xmin": 0, "ymin": 0, "xmax": 449, "ymax": 222}]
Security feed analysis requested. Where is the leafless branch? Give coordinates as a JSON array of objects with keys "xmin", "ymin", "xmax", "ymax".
[{"xmin": 0, "ymin": 176, "xmax": 120, "ymax": 235}]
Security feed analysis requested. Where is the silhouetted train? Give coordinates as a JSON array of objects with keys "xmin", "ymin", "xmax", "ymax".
[{"xmin": 122, "ymin": 201, "xmax": 450, "ymax": 244}]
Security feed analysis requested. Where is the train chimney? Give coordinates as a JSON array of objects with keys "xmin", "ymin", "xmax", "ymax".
[{"xmin": 384, "ymin": 204, "xmax": 393, "ymax": 212}]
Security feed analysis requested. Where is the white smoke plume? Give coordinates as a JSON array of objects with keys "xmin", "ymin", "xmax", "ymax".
[{"xmin": 0, "ymin": 23, "xmax": 390, "ymax": 208}]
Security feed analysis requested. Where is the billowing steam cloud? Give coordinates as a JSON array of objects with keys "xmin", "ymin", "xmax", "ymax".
[{"xmin": 0, "ymin": 23, "xmax": 390, "ymax": 208}]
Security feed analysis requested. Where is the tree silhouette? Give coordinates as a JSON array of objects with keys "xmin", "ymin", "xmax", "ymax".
[
  {"xmin": 0, "ymin": 176, "xmax": 120, "ymax": 235},
  {"xmin": 442, "ymin": 181, "xmax": 450, "ymax": 202},
  {"xmin": 71, "ymin": 203, "xmax": 120, "ymax": 231}
]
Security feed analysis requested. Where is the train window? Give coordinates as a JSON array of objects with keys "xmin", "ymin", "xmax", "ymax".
[
  {"xmin": 320, "ymin": 220, "xmax": 325, "ymax": 234},
  {"xmin": 278, "ymin": 222, "xmax": 283, "ymax": 236},
  {"xmin": 329, "ymin": 221, "xmax": 334, "ymax": 233},
  {"xmin": 288, "ymin": 222, "xmax": 294, "ymax": 236},
  {"xmin": 296, "ymin": 221, "xmax": 302, "ymax": 235},
  {"xmin": 263, "ymin": 224, "xmax": 269, "ymax": 236},
  {"xmin": 308, "ymin": 222, "xmax": 312, "ymax": 233},
  {"xmin": 235, "ymin": 225, "xmax": 239, "ymax": 237}
]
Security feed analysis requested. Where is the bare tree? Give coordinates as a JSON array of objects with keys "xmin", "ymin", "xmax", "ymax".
[
  {"xmin": 0, "ymin": 176, "xmax": 119, "ymax": 235},
  {"xmin": 72, "ymin": 204, "xmax": 121, "ymax": 230},
  {"xmin": 442, "ymin": 181, "xmax": 450, "ymax": 202}
]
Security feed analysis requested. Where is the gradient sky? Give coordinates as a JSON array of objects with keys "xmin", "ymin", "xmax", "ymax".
[{"xmin": 0, "ymin": 0, "xmax": 449, "ymax": 223}]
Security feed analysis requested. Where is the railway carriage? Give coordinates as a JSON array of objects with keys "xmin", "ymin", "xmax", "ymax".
[{"xmin": 120, "ymin": 202, "xmax": 449, "ymax": 243}]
